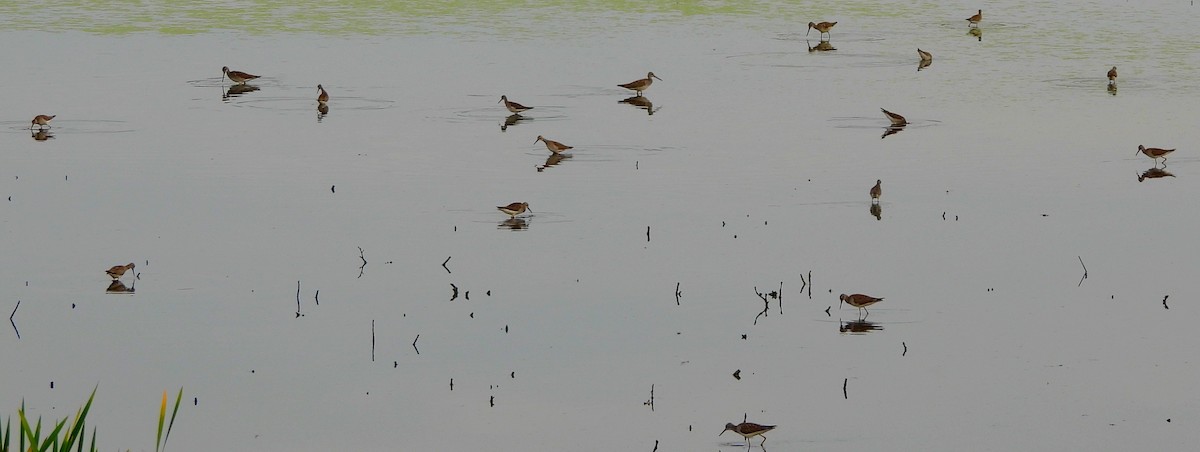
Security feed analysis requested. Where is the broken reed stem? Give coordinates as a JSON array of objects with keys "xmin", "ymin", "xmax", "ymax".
[
  {"xmin": 843, "ymin": 378, "xmax": 848, "ymax": 399},
  {"xmin": 902, "ymin": 342, "xmax": 908, "ymax": 356},
  {"xmin": 442, "ymin": 256, "xmax": 452, "ymax": 274},
  {"xmin": 371, "ymin": 320, "xmax": 376, "ymax": 361},
  {"xmin": 295, "ymin": 281, "xmax": 301, "ymax": 315},
  {"xmin": 675, "ymin": 282, "xmax": 681, "ymax": 306},
  {"xmin": 1077, "ymin": 256, "xmax": 1088, "ymax": 287},
  {"xmin": 413, "ymin": 334, "xmax": 421, "ymax": 354}
]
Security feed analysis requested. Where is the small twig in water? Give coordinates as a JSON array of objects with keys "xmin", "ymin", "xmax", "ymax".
[
  {"xmin": 646, "ymin": 226, "xmax": 650, "ymax": 242},
  {"xmin": 825, "ymin": 306, "xmax": 831, "ymax": 317},
  {"xmin": 652, "ymin": 440, "xmax": 658, "ymax": 452},
  {"xmin": 675, "ymin": 282, "xmax": 681, "ymax": 306},
  {"xmin": 1163, "ymin": 295, "xmax": 1170, "ymax": 310},
  {"xmin": 295, "ymin": 281, "xmax": 301, "ymax": 317},
  {"xmin": 843, "ymin": 378, "xmax": 848, "ymax": 399},
  {"xmin": 1077, "ymin": 256, "xmax": 1088, "ymax": 287},
  {"xmin": 9, "ymin": 300, "xmax": 20, "ymax": 339},
  {"xmin": 357, "ymin": 247, "xmax": 367, "ymax": 278},
  {"xmin": 442, "ymin": 256, "xmax": 452, "ymax": 274},
  {"xmin": 412, "ymin": 334, "xmax": 420, "ymax": 354},
  {"xmin": 644, "ymin": 384, "xmax": 655, "ymax": 411},
  {"xmin": 902, "ymin": 342, "xmax": 908, "ymax": 356},
  {"xmin": 314, "ymin": 289, "xmax": 320, "ymax": 306},
  {"xmin": 753, "ymin": 286, "xmax": 770, "ymax": 325},
  {"xmin": 371, "ymin": 320, "xmax": 376, "ymax": 361},
  {"xmin": 450, "ymin": 283, "xmax": 459, "ymax": 301},
  {"xmin": 808, "ymin": 271, "xmax": 813, "ymax": 299}
]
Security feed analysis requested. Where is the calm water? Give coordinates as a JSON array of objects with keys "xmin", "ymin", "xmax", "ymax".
[{"xmin": 3, "ymin": 1, "xmax": 1200, "ymax": 450}]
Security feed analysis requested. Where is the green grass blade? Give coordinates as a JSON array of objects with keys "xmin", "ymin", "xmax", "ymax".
[
  {"xmin": 161, "ymin": 387, "xmax": 183, "ymax": 451},
  {"xmin": 89, "ymin": 426, "xmax": 96, "ymax": 452},
  {"xmin": 63, "ymin": 386, "xmax": 97, "ymax": 450},
  {"xmin": 155, "ymin": 390, "xmax": 166, "ymax": 452}
]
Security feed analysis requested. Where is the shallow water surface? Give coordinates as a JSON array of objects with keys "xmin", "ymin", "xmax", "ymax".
[{"xmin": 3, "ymin": 1, "xmax": 1200, "ymax": 450}]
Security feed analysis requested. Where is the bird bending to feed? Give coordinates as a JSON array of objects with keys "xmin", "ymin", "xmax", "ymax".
[
  {"xmin": 840, "ymin": 293, "xmax": 884, "ymax": 317},
  {"xmin": 966, "ymin": 10, "xmax": 982, "ymax": 27},
  {"xmin": 618, "ymin": 72, "xmax": 662, "ymax": 96},
  {"xmin": 881, "ymin": 108, "xmax": 907, "ymax": 126},
  {"xmin": 870, "ymin": 179, "xmax": 882, "ymax": 203},
  {"xmin": 499, "ymin": 95, "xmax": 532, "ymax": 114},
  {"xmin": 1136, "ymin": 145, "xmax": 1175, "ymax": 164},
  {"xmin": 106, "ymin": 263, "xmax": 136, "ymax": 279},
  {"xmin": 1107, "ymin": 67, "xmax": 1118, "ymax": 83},
  {"xmin": 30, "ymin": 114, "xmax": 56, "ymax": 129},
  {"xmin": 807, "ymin": 21, "xmax": 837, "ymax": 39},
  {"xmin": 721, "ymin": 422, "xmax": 775, "ymax": 447},
  {"xmin": 535, "ymin": 135, "xmax": 573, "ymax": 154},
  {"xmin": 222, "ymin": 66, "xmax": 260, "ymax": 84},
  {"xmin": 317, "ymin": 84, "xmax": 329, "ymax": 104},
  {"xmin": 918, "ymin": 48, "xmax": 932, "ymax": 62},
  {"xmin": 497, "ymin": 202, "xmax": 531, "ymax": 218}
]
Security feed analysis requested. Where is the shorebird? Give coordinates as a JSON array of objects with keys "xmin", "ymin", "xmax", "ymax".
[
  {"xmin": 721, "ymin": 422, "xmax": 775, "ymax": 448},
  {"xmin": 618, "ymin": 72, "xmax": 662, "ymax": 96},
  {"xmin": 1107, "ymin": 67, "xmax": 1118, "ymax": 84},
  {"xmin": 807, "ymin": 21, "xmax": 837, "ymax": 40},
  {"xmin": 1136, "ymin": 145, "xmax": 1175, "ymax": 164},
  {"xmin": 918, "ymin": 49, "xmax": 933, "ymax": 63},
  {"xmin": 535, "ymin": 135, "xmax": 573, "ymax": 154},
  {"xmin": 966, "ymin": 10, "xmax": 982, "ymax": 27},
  {"xmin": 840, "ymin": 293, "xmax": 884, "ymax": 317},
  {"xmin": 30, "ymin": 115, "xmax": 55, "ymax": 129},
  {"xmin": 317, "ymin": 84, "xmax": 329, "ymax": 104},
  {"xmin": 497, "ymin": 202, "xmax": 531, "ymax": 218},
  {"xmin": 499, "ymin": 95, "xmax": 532, "ymax": 114},
  {"xmin": 222, "ymin": 66, "xmax": 260, "ymax": 84},
  {"xmin": 881, "ymin": 108, "xmax": 907, "ymax": 126},
  {"xmin": 870, "ymin": 179, "xmax": 882, "ymax": 203},
  {"xmin": 106, "ymin": 263, "xmax": 136, "ymax": 280}
]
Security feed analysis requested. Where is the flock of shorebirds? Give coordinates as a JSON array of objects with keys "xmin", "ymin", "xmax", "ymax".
[{"xmin": 26, "ymin": 7, "xmax": 1175, "ymax": 448}]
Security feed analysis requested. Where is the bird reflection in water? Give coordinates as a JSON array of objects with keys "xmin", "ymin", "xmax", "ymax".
[
  {"xmin": 870, "ymin": 203, "xmax": 882, "ymax": 221},
  {"xmin": 535, "ymin": 153, "xmax": 572, "ymax": 172},
  {"xmin": 31, "ymin": 129, "xmax": 54, "ymax": 141},
  {"xmin": 969, "ymin": 28, "xmax": 982, "ymax": 41},
  {"xmin": 881, "ymin": 126, "xmax": 905, "ymax": 139},
  {"xmin": 106, "ymin": 280, "xmax": 135, "ymax": 294},
  {"xmin": 498, "ymin": 218, "xmax": 529, "ymax": 230},
  {"xmin": 500, "ymin": 113, "xmax": 529, "ymax": 132},
  {"xmin": 223, "ymin": 83, "xmax": 260, "ymax": 101},
  {"xmin": 1138, "ymin": 167, "xmax": 1176, "ymax": 182},
  {"xmin": 317, "ymin": 102, "xmax": 329, "ymax": 122},
  {"xmin": 917, "ymin": 49, "xmax": 933, "ymax": 72},
  {"xmin": 840, "ymin": 318, "xmax": 882, "ymax": 334},
  {"xmin": 807, "ymin": 40, "xmax": 836, "ymax": 52},
  {"xmin": 1107, "ymin": 83, "xmax": 1117, "ymax": 96},
  {"xmin": 619, "ymin": 96, "xmax": 659, "ymax": 115}
]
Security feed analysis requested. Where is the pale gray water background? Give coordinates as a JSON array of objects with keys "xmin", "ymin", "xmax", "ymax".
[{"xmin": 3, "ymin": 1, "xmax": 1200, "ymax": 450}]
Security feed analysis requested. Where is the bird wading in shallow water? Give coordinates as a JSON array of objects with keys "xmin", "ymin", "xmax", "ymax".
[
  {"xmin": 807, "ymin": 21, "xmax": 837, "ymax": 40},
  {"xmin": 106, "ymin": 263, "xmax": 136, "ymax": 280},
  {"xmin": 317, "ymin": 84, "xmax": 329, "ymax": 104},
  {"xmin": 840, "ymin": 293, "xmax": 884, "ymax": 317},
  {"xmin": 881, "ymin": 108, "xmax": 907, "ymax": 126},
  {"xmin": 618, "ymin": 72, "xmax": 662, "ymax": 96},
  {"xmin": 870, "ymin": 180, "xmax": 882, "ymax": 203},
  {"xmin": 721, "ymin": 422, "xmax": 776, "ymax": 448},
  {"xmin": 31, "ymin": 115, "xmax": 56, "ymax": 129},
  {"xmin": 1136, "ymin": 145, "xmax": 1175, "ymax": 165},
  {"xmin": 497, "ymin": 202, "xmax": 531, "ymax": 218},
  {"xmin": 499, "ymin": 95, "xmax": 532, "ymax": 114},
  {"xmin": 966, "ymin": 10, "xmax": 982, "ymax": 27},
  {"xmin": 222, "ymin": 66, "xmax": 260, "ymax": 84},
  {"xmin": 1107, "ymin": 67, "xmax": 1118, "ymax": 84},
  {"xmin": 535, "ymin": 135, "xmax": 573, "ymax": 154}
]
